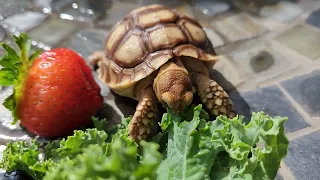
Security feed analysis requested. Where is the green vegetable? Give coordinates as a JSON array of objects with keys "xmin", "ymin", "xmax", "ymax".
[
  {"xmin": 0, "ymin": 33, "xmax": 41, "ymax": 124},
  {"xmin": 91, "ymin": 116, "xmax": 109, "ymax": 132},
  {"xmin": 44, "ymin": 140, "xmax": 162, "ymax": 180},
  {"xmin": 44, "ymin": 129, "xmax": 109, "ymax": 161},
  {"xmin": 157, "ymin": 105, "xmax": 289, "ymax": 180},
  {"xmin": 0, "ymin": 105, "xmax": 289, "ymax": 180},
  {"xmin": 0, "ymin": 117, "xmax": 162, "ymax": 180},
  {"xmin": 0, "ymin": 140, "xmax": 53, "ymax": 180}
]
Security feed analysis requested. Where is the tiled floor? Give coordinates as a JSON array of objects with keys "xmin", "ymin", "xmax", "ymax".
[{"xmin": 0, "ymin": 0, "xmax": 320, "ymax": 179}]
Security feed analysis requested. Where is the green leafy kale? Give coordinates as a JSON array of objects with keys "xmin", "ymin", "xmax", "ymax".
[
  {"xmin": 0, "ymin": 140, "xmax": 53, "ymax": 180},
  {"xmin": 0, "ymin": 105, "xmax": 289, "ymax": 180},
  {"xmin": 0, "ymin": 118, "xmax": 162, "ymax": 180},
  {"xmin": 0, "ymin": 33, "xmax": 41, "ymax": 124},
  {"xmin": 91, "ymin": 116, "xmax": 109, "ymax": 132},
  {"xmin": 157, "ymin": 105, "xmax": 289, "ymax": 180},
  {"xmin": 44, "ymin": 129, "xmax": 109, "ymax": 161},
  {"xmin": 44, "ymin": 140, "xmax": 162, "ymax": 180}
]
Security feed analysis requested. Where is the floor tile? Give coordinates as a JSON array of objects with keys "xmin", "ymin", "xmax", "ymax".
[
  {"xmin": 62, "ymin": 28, "xmax": 108, "ymax": 60},
  {"xmin": 1, "ymin": 11, "xmax": 48, "ymax": 33},
  {"xmin": 59, "ymin": 0, "xmax": 109, "ymax": 22},
  {"xmin": 140, "ymin": 0, "xmax": 179, "ymax": 7},
  {"xmin": 228, "ymin": 40, "xmax": 299, "ymax": 82},
  {"xmin": 192, "ymin": 0, "xmax": 230, "ymax": 17},
  {"xmin": 210, "ymin": 55, "xmax": 245, "ymax": 91},
  {"xmin": 306, "ymin": 8, "xmax": 320, "ymax": 29},
  {"xmin": 59, "ymin": 7, "xmax": 96, "ymax": 22},
  {"xmin": 203, "ymin": 27, "xmax": 224, "ymax": 48},
  {"xmin": 175, "ymin": 3, "xmax": 195, "ymax": 18},
  {"xmin": 0, "ymin": 27, "xmax": 5, "ymax": 42},
  {"xmin": 0, "ymin": 46, "xmax": 3, "ymax": 57},
  {"xmin": 284, "ymin": 130, "xmax": 320, "ymax": 180},
  {"xmin": 231, "ymin": 0, "xmax": 280, "ymax": 14},
  {"xmin": 0, "ymin": 0, "xmax": 32, "ymax": 18},
  {"xmin": 211, "ymin": 12, "xmax": 268, "ymax": 42},
  {"xmin": 31, "ymin": 0, "xmax": 73, "ymax": 13},
  {"xmin": 281, "ymin": 70, "xmax": 320, "ymax": 117},
  {"xmin": 275, "ymin": 24, "xmax": 320, "ymax": 60},
  {"xmin": 98, "ymin": 2, "xmax": 140, "ymax": 27},
  {"xmin": 260, "ymin": 1, "xmax": 304, "ymax": 23},
  {"xmin": 28, "ymin": 18, "xmax": 83, "ymax": 48},
  {"xmin": 275, "ymin": 173, "xmax": 284, "ymax": 180},
  {"xmin": 229, "ymin": 85, "xmax": 309, "ymax": 132}
]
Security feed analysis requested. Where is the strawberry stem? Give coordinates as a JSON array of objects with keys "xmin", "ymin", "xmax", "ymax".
[{"xmin": 0, "ymin": 33, "xmax": 42, "ymax": 124}]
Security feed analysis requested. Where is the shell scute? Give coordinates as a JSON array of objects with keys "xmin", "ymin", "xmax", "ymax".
[
  {"xmin": 114, "ymin": 32, "xmax": 147, "ymax": 68},
  {"xmin": 146, "ymin": 24, "xmax": 187, "ymax": 52},
  {"xmin": 97, "ymin": 4, "xmax": 217, "ymax": 96},
  {"xmin": 137, "ymin": 9, "xmax": 178, "ymax": 29}
]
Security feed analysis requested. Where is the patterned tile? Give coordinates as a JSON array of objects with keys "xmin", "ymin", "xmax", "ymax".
[
  {"xmin": 229, "ymin": 85, "xmax": 309, "ymax": 132},
  {"xmin": 31, "ymin": 0, "xmax": 73, "ymax": 13},
  {"xmin": 62, "ymin": 28, "xmax": 108, "ymax": 60},
  {"xmin": 275, "ymin": 24, "xmax": 320, "ymax": 60},
  {"xmin": 175, "ymin": 3, "xmax": 195, "ymax": 18},
  {"xmin": 0, "ymin": 27, "xmax": 5, "ymax": 41},
  {"xmin": 306, "ymin": 8, "xmax": 320, "ymax": 29},
  {"xmin": 284, "ymin": 130, "xmax": 320, "ymax": 180},
  {"xmin": 192, "ymin": 0, "xmax": 230, "ymax": 17},
  {"xmin": 281, "ymin": 70, "xmax": 320, "ymax": 117},
  {"xmin": 228, "ymin": 40, "xmax": 299, "ymax": 82},
  {"xmin": 211, "ymin": 12, "xmax": 268, "ymax": 42},
  {"xmin": 275, "ymin": 174, "xmax": 284, "ymax": 180},
  {"xmin": 59, "ymin": 7, "xmax": 96, "ymax": 22},
  {"xmin": 59, "ymin": 0, "xmax": 110, "ymax": 22},
  {"xmin": 203, "ymin": 27, "xmax": 224, "ymax": 48},
  {"xmin": 260, "ymin": 1, "xmax": 304, "ymax": 23},
  {"xmin": 1, "ymin": 11, "xmax": 48, "ymax": 34},
  {"xmin": 210, "ymin": 55, "xmax": 245, "ymax": 91},
  {"xmin": 98, "ymin": 2, "xmax": 140, "ymax": 27},
  {"xmin": 140, "ymin": 0, "xmax": 179, "ymax": 7},
  {"xmin": 28, "ymin": 18, "xmax": 83, "ymax": 49},
  {"xmin": 0, "ymin": 0, "xmax": 32, "ymax": 18}
]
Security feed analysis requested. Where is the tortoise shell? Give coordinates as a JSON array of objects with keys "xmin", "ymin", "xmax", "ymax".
[{"xmin": 97, "ymin": 4, "xmax": 218, "ymax": 98}]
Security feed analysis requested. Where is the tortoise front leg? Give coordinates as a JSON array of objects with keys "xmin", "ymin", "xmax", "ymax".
[
  {"xmin": 128, "ymin": 87, "xmax": 157, "ymax": 141},
  {"xmin": 193, "ymin": 73, "xmax": 235, "ymax": 118},
  {"xmin": 181, "ymin": 57, "xmax": 235, "ymax": 118}
]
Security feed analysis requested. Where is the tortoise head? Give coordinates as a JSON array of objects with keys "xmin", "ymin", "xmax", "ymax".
[{"xmin": 153, "ymin": 59, "xmax": 193, "ymax": 114}]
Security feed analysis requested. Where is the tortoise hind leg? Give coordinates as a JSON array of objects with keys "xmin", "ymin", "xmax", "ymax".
[
  {"xmin": 128, "ymin": 86, "xmax": 157, "ymax": 141},
  {"xmin": 88, "ymin": 51, "xmax": 105, "ymax": 70}
]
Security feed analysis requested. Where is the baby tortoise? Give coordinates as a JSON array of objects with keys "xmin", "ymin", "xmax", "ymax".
[{"xmin": 89, "ymin": 4, "xmax": 235, "ymax": 141}]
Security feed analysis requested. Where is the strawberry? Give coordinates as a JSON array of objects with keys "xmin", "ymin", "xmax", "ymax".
[{"xmin": 0, "ymin": 33, "xmax": 103, "ymax": 138}]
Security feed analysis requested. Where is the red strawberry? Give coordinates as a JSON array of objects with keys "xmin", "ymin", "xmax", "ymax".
[{"xmin": 0, "ymin": 33, "xmax": 103, "ymax": 138}]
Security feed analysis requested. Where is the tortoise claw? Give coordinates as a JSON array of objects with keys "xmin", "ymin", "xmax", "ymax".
[
  {"xmin": 128, "ymin": 87, "xmax": 157, "ymax": 142},
  {"xmin": 195, "ymin": 74, "xmax": 235, "ymax": 118}
]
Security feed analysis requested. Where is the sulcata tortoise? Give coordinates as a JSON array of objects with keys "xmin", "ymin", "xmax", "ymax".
[{"xmin": 89, "ymin": 4, "xmax": 235, "ymax": 141}]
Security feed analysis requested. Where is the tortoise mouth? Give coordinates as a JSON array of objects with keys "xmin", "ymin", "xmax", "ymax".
[{"xmin": 160, "ymin": 101, "xmax": 184, "ymax": 115}]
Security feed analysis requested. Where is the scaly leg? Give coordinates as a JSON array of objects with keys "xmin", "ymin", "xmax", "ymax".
[
  {"xmin": 193, "ymin": 73, "xmax": 235, "ymax": 118},
  {"xmin": 128, "ymin": 87, "xmax": 157, "ymax": 141},
  {"xmin": 181, "ymin": 56, "xmax": 235, "ymax": 118},
  {"xmin": 88, "ymin": 51, "xmax": 105, "ymax": 70}
]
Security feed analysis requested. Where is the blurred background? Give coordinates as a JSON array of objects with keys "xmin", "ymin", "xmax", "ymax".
[{"xmin": 1, "ymin": 0, "xmax": 320, "ymax": 179}]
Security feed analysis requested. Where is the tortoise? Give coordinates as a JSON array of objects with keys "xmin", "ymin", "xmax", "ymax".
[{"xmin": 89, "ymin": 4, "xmax": 235, "ymax": 141}]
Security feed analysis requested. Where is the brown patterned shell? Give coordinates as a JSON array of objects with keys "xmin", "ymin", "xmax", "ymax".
[{"xmin": 98, "ymin": 4, "xmax": 218, "ymax": 97}]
